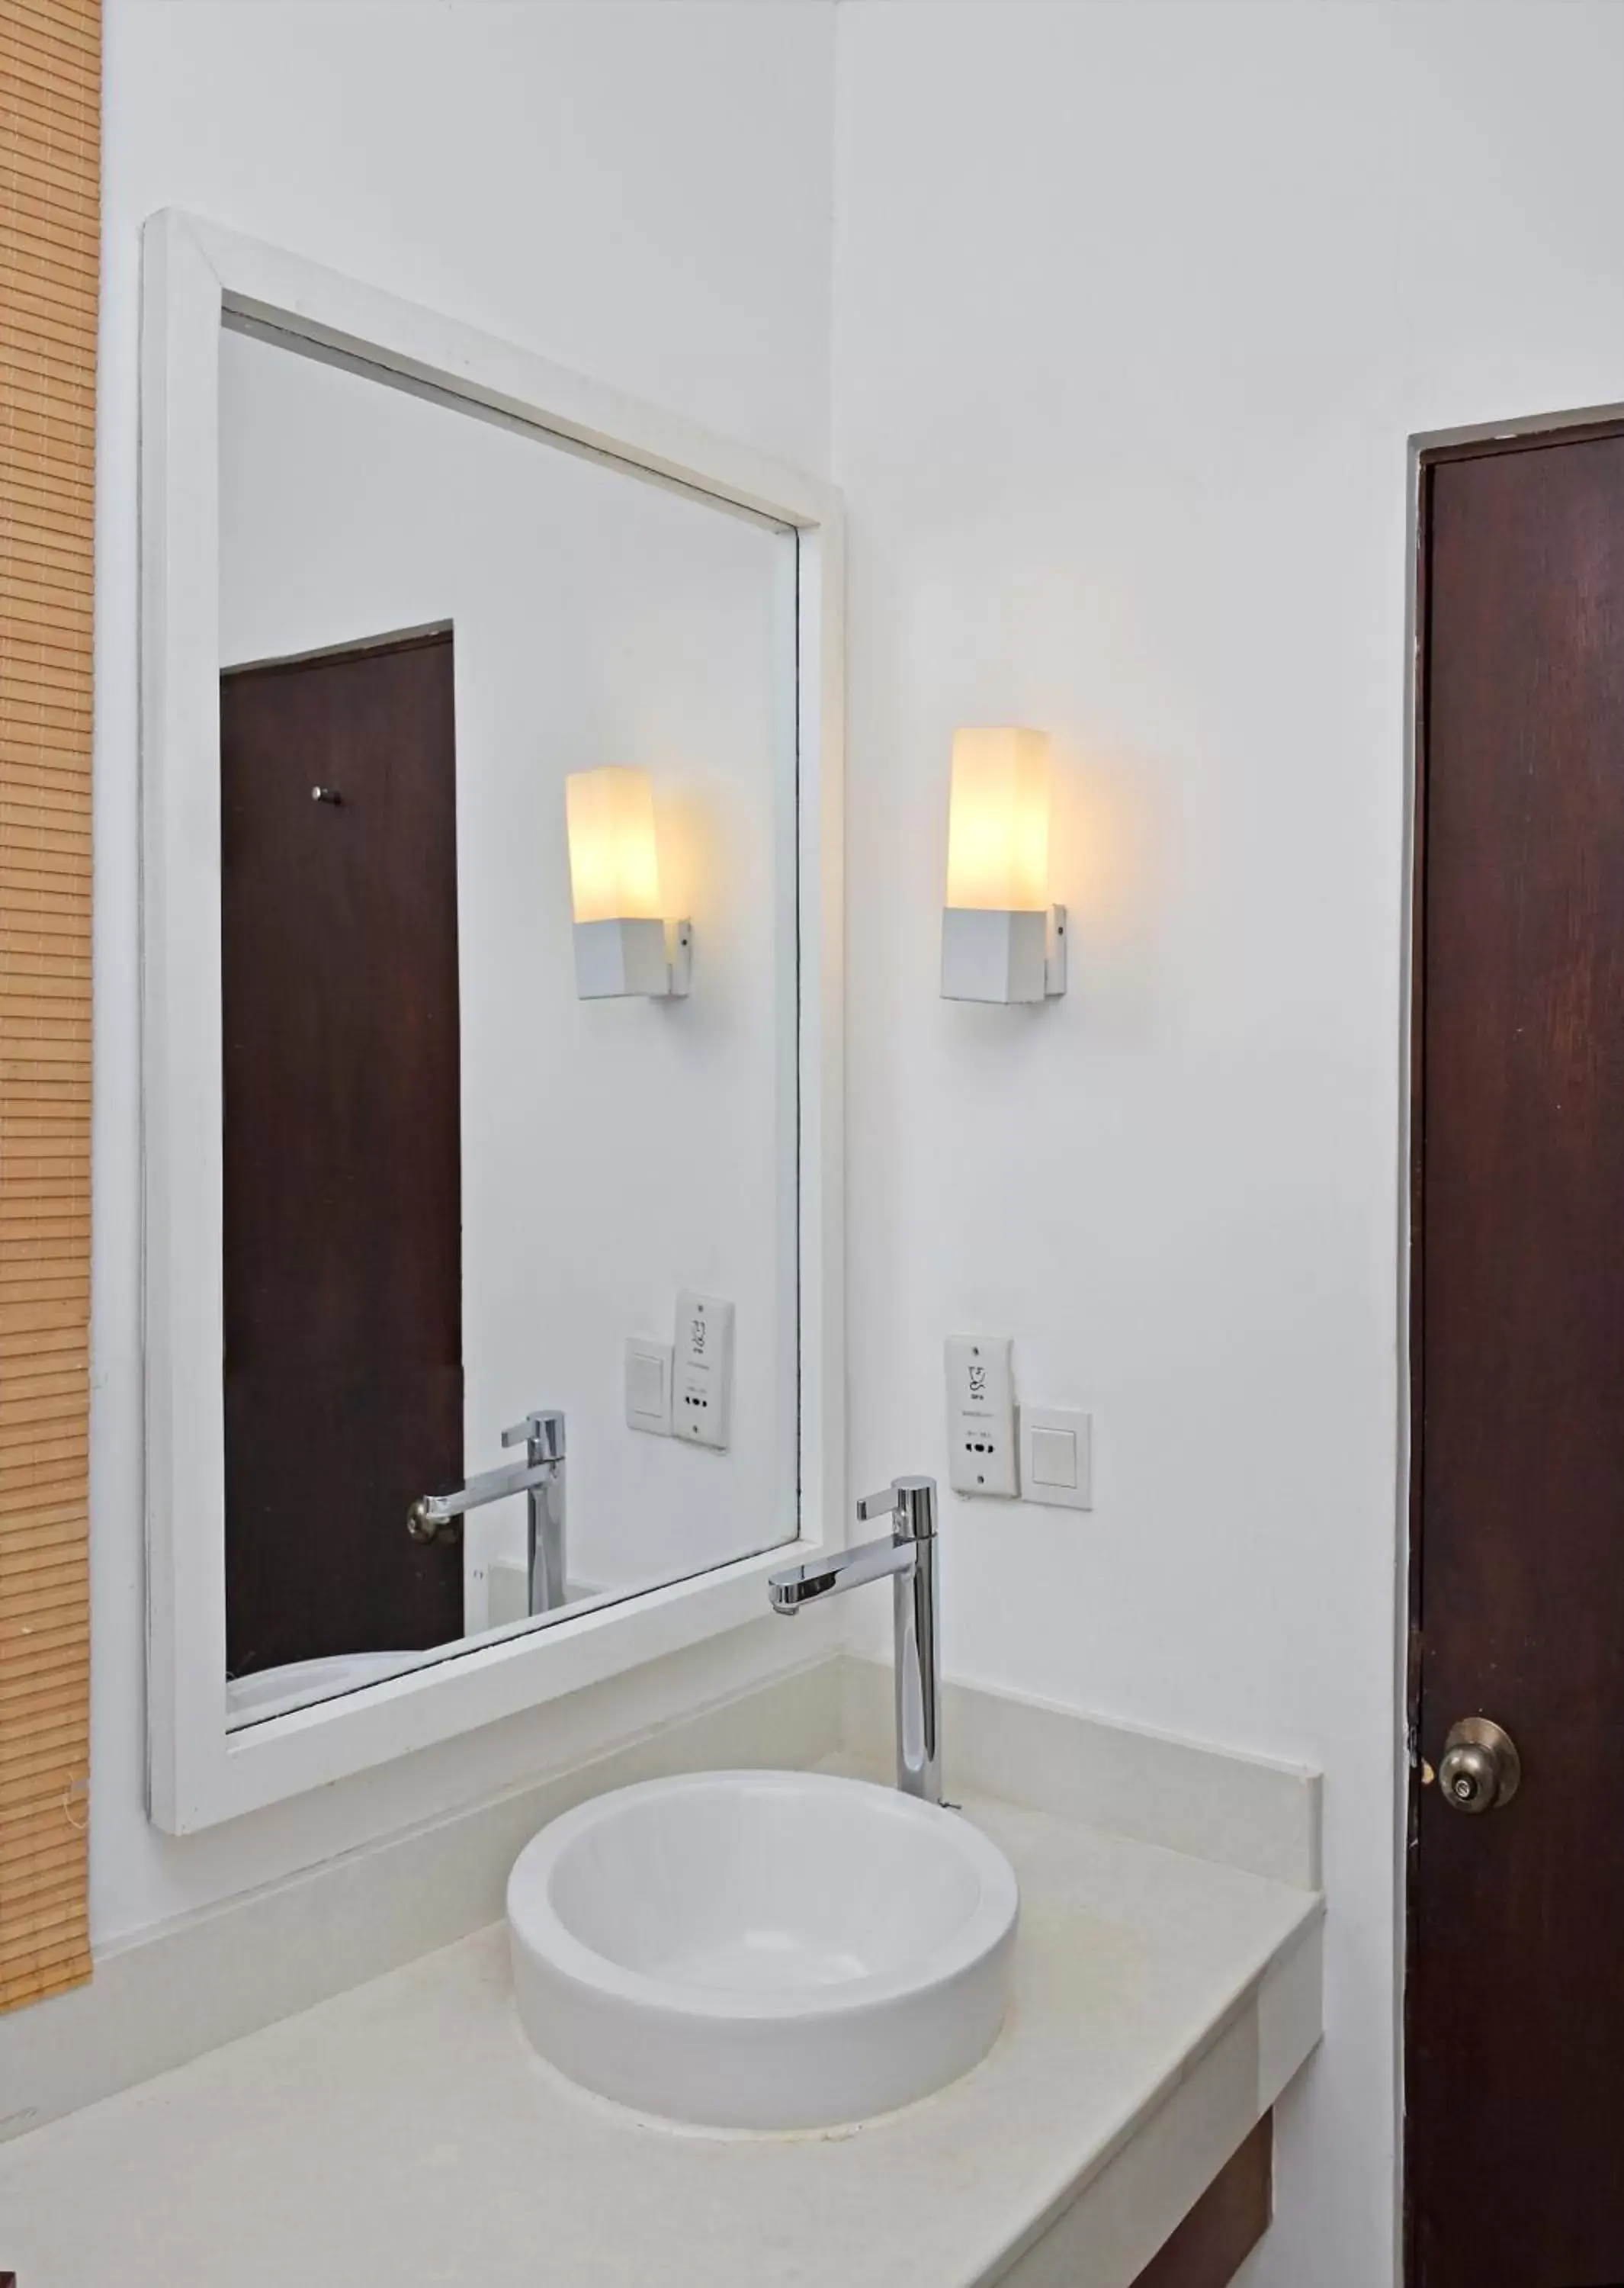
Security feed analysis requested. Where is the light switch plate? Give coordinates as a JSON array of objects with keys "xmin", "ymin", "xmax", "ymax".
[
  {"xmin": 625, "ymin": 1338, "xmax": 673, "ymax": 1436},
  {"xmin": 1018, "ymin": 1406, "xmax": 1093, "ymax": 1510},
  {"xmin": 673, "ymin": 1291, "xmax": 733, "ymax": 1450},
  {"xmin": 945, "ymin": 1335, "xmax": 1018, "ymax": 1496}
]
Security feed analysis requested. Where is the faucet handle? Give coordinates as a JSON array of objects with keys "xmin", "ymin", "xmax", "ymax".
[
  {"xmin": 858, "ymin": 1475, "xmax": 938, "ymax": 1539},
  {"xmin": 503, "ymin": 1409, "xmax": 565, "ymax": 1459}
]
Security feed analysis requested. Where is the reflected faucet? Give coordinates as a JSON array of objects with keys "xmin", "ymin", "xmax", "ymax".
[
  {"xmin": 407, "ymin": 1410, "xmax": 566, "ymax": 1616},
  {"xmin": 769, "ymin": 1476, "xmax": 941, "ymax": 1805}
]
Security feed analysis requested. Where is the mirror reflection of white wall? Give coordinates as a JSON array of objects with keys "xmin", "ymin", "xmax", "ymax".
[{"xmin": 217, "ymin": 321, "xmax": 797, "ymax": 1680}]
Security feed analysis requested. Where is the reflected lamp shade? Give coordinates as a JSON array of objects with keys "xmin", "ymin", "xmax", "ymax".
[
  {"xmin": 941, "ymin": 728, "xmax": 1066, "ymax": 1003},
  {"xmin": 564, "ymin": 766, "xmax": 691, "ymax": 999}
]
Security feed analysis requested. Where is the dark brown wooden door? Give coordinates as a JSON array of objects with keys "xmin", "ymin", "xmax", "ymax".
[
  {"xmin": 220, "ymin": 629, "xmax": 464, "ymax": 1676},
  {"xmin": 1409, "ymin": 429, "xmax": 1624, "ymax": 2288}
]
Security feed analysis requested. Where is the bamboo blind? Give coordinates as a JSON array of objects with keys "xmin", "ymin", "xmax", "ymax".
[{"xmin": 0, "ymin": 0, "xmax": 98, "ymax": 2011}]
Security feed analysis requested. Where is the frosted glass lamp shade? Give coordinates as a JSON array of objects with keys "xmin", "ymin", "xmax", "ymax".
[
  {"xmin": 565, "ymin": 766, "xmax": 663, "ymax": 925},
  {"xmin": 944, "ymin": 728, "xmax": 1051, "ymax": 912}
]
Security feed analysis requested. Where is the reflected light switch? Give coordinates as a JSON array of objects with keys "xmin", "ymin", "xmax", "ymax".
[
  {"xmin": 1019, "ymin": 1407, "xmax": 1093, "ymax": 1510},
  {"xmin": 626, "ymin": 1339, "xmax": 673, "ymax": 1436}
]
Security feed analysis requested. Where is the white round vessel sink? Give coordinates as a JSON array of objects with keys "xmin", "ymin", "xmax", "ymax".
[{"xmin": 507, "ymin": 1769, "xmax": 1019, "ymax": 2130}]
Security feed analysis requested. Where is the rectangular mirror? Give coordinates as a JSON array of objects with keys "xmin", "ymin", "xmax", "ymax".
[
  {"xmin": 216, "ymin": 319, "xmax": 796, "ymax": 1724},
  {"xmin": 141, "ymin": 214, "xmax": 843, "ymax": 1828}
]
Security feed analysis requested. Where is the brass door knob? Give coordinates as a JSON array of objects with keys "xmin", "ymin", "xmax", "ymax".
[{"xmin": 1437, "ymin": 1717, "xmax": 1521, "ymax": 1814}]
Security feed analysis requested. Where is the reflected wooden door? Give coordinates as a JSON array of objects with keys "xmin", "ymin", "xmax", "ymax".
[
  {"xmin": 220, "ymin": 628, "xmax": 464, "ymax": 1676},
  {"xmin": 1408, "ymin": 428, "xmax": 1624, "ymax": 2286}
]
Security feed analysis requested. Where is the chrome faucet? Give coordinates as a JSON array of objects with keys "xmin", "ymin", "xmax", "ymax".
[
  {"xmin": 407, "ymin": 1409, "xmax": 566, "ymax": 1615},
  {"xmin": 769, "ymin": 1475, "xmax": 941, "ymax": 1804}
]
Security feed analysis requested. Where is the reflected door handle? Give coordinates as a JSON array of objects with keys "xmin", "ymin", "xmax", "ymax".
[
  {"xmin": 406, "ymin": 1498, "xmax": 459, "ymax": 1547},
  {"xmin": 1436, "ymin": 1717, "xmax": 1521, "ymax": 1814}
]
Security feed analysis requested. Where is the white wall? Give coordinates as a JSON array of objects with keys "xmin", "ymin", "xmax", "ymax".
[
  {"xmin": 218, "ymin": 326, "xmax": 796, "ymax": 1622},
  {"xmin": 832, "ymin": 7, "xmax": 1624, "ymax": 2286},
  {"xmin": 94, "ymin": 0, "xmax": 835, "ymax": 1945}
]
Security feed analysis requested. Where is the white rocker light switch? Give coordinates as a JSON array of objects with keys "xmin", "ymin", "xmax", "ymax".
[{"xmin": 1018, "ymin": 1407, "xmax": 1093, "ymax": 1510}]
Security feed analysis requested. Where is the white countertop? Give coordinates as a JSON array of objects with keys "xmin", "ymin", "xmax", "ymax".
[{"xmin": 0, "ymin": 1766, "xmax": 1321, "ymax": 2288}]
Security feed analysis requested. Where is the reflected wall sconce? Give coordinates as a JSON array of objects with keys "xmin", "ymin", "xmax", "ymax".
[
  {"xmin": 565, "ymin": 766, "xmax": 692, "ymax": 1000},
  {"xmin": 940, "ymin": 727, "xmax": 1067, "ymax": 1003}
]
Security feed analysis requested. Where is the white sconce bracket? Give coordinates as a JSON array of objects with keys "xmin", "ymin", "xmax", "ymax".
[
  {"xmin": 941, "ymin": 904, "xmax": 1066, "ymax": 1004},
  {"xmin": 573, "ymin": 916, "xmax": 693, "ymax": 1000}
]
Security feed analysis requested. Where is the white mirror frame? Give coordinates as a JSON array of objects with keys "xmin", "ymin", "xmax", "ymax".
[{"xmin": 140, "ymin": 210, "xmax": 845, "ymax": 1833}]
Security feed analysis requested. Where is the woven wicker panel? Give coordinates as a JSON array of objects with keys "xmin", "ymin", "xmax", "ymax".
[{"xmin": 0, "ymin": 0, "xmax": 98, "ymax": 2012}]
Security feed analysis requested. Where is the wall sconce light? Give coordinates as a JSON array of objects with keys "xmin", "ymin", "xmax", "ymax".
[
  {"xmin": 565, "ymin": 766, "xmax": 692, "ymax": 999},
  {"xmin": 940, "ymin": 727, "xmax": 1067, "ymax": 1003}
]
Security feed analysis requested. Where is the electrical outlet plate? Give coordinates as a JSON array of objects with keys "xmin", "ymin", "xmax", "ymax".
[
  {"xmin": 945, "ymin": 1335, "xmax": 1018, "ymax": 1496},
  {"xmin": 673, "ymin": 1291, "xmax": 733, "ymax": 1450},
  {"xmin": 625, "ymin": 1338, "xmax": 673, "ymax": 1436}
]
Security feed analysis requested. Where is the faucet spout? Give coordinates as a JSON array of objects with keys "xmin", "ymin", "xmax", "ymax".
[
  {"xmin": 411, "ymin": 1454, "xmax": 547, "ymax": 1528},
  {"xmin": 769, "ymin": 1533, "xmax": 914, "ymax": 1612}
]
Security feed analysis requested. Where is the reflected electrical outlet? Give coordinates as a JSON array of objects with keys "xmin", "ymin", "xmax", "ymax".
[{"xmin": 674, "ymin": 1291, "xmax": 735, "ymax": 1451}]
